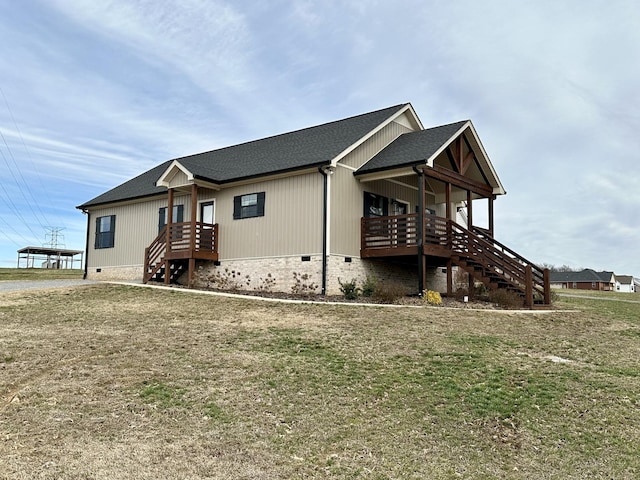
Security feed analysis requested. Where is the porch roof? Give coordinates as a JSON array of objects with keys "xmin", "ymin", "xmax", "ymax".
[
  {"xmin": 355, "ymin": 120, "xmax": 506, "ymax": 195},
  {"xmin": 356, "ymin": 121, "xmax": 468, "ymax": 174}
]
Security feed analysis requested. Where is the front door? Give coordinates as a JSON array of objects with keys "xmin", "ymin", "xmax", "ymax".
[{"xmin": 199, "ymin": 201, "xmax": 215, "ymax": 250}]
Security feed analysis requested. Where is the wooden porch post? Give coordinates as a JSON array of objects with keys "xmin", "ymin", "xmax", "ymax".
[
  {"xmin": 466, "ymin": 189, "xmax": 474, "ymax": 294},
  {"xmin": 445, "ymin": 182, "xmax": 453, "ymax": 296},
  {"xmin": 188, "ymin": 183, "xmax": 198, "ymax": 288},
  {"xmin": 488, "ymin": 195, "xmax": 495, "ymax": 237},
  {"xmin": 525, "ymin": 265, "xmax": 534, "ymax": 308},
  {"xmin": 445, "ymin": 181, "xmax": 452, "ymax": 247},
  {"xmin": 466, "ymin": 189, "xmax": 473, "ymax": 230},
  {"xmin": 543, "ymin": 268, "xmax": 551, "ymax": 305},
  {"xmin": 445, "ymin": 182, "xmax": 452, "ymax": 221},
  {"xmin": 417, "ymin": 170, "xmax": 425, "ymax": 294},
  {"xmin": 165, "ymin": 188, "xmax": 174, "ymax": 285}
]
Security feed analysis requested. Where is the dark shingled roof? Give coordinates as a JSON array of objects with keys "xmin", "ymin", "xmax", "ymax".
[
  {"xmin": 78, "ymin": 104, "xmax": 409, "ymax": 208},
  {"xmin": 549, "ymin": 269, "xmax": 615, "ymax": 283},
  {"xmin": 616, "ymin": 275, "xmax": 634, "ymax": 284},
  {"xmin": 355, "ymin": 120, "xmax": 468, "ymax": 175}
]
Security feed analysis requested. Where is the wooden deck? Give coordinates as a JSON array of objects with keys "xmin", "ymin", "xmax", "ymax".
[
  {"xmin": 144, "ymin": 222, "xmax": 218, "ymax": 284},
  {"xmin": 361, "ymin": 213, "xmax": 551, "ymax": 307},
  {"xmin": 360, "ymin": 213, "xmax": 454, "ymax": 258}
]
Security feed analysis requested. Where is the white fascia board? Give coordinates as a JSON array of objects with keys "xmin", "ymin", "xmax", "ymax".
[
  {"xmin": 155, "ymin": 160, "xmax": 194, "ymax": 187},
  {"xmin": 424, "ymin": 121, "xmax": 471, "ymax": 168},
  {"xmin": 357, "ymin": 166, "xmax": 417, "ymax": 183},
  {"xmin": 330, "ymin": 103, "xmax": 422, "ymax": 167},
  {"xmin": 465, "ymin": 121, "xmax": 507, "ymax": 196},
  {"xmin": 424, "ymin": 120, "xmax": 507, "ymax": 197}
]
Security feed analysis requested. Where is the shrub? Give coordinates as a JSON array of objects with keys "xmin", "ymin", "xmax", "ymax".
[
  {"xmin": 488, "ymin": 289, "xmax": 524, "ymax": 309},
  {"xmin": 338, "ymin": 278, "xmax": 360, "ymax": 300},
  {"xmin": 206, "ymin": 268, "xmax": 250, "ymax": 290},
  {"xmin": 423, "ymin": 290, "xmax": 443, "ymax": 306},
  {"xmin": 256, "ymin": 273, "xmax": 276, "ymax": 292},
  {"xmin": 291, "ymin": 272, "xmax": 318, "ymax": 296},
  {"xmin": 373, "ymin": 281, "xmax": 407, "ymax": 304},
  {"xmin": 360, "ymin": 275, "xmax": 377, "ymax": 297}
]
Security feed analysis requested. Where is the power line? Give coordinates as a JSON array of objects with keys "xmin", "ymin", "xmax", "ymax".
[
  {"xmin": 0, "ymin": 150, "xmax": 42, "ymax": 241},
  {"xmin": 0, "ymin": 86, "xmax": 65, "ymax": 229},
  {"xmin": 0, "ymin": 214, "xmax": 31, "ymax": 247},
  {"xmin": 0, "ymin": 128, "xmax": 50, "ymax": 229}
]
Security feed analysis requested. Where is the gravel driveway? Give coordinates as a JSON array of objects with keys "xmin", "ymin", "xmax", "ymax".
[{"xmin": 0, "ymin": 279, "xmax": 97, "ymax": 294}]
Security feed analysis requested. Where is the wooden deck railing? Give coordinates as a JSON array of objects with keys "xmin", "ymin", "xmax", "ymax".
[
  {"xmin": 360, "ymin": 213, "xmax": 419, "ymax": 251},
  {"xmin": 361, "ymin": 214, "xmax": 550, "ymax": 306},
  {"xmin": 360, "ymin": 213, "xmax": 452, "ymax": 252},
  {"xmin": 144, "ymin": 222, "xmax": 218, "ymax": 283}
]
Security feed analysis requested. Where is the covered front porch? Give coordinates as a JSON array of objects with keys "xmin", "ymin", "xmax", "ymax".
[
  {"xmin": 355, "ymin": 122, "xmax": 550, "ymax": 307},
  {"xmin": 143, "ymin": 183, "xmax": 219, "ymax": 286}
]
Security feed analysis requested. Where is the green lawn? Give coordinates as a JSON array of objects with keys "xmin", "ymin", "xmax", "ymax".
[{"xmin": 0, "ymin": 284, "xmax": 638, "ymax": 479}]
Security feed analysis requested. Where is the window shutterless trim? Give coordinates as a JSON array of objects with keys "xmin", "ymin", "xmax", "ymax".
[{"xmin": 95, "ymin": 214, "xmax": 116, "ymax": 249}]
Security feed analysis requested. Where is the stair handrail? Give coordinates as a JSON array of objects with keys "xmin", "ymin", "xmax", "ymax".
[
  {"xmin": 452, "ymin": 222, "xmax": 530, "ymax": 289},
  {"xmin": 471, "ymin": 226, "xmax": 547, "ymax": 286},
  {"xmin": 449, "ymin": 220, "xmax": 549, "ymax": 304},
  {"xmin": 143, "ymin": 226, "xmax": 168, "ymax": 283}
]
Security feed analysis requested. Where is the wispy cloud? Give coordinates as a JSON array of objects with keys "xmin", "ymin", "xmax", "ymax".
[{"xmin": 0, "ymin": 0, "xmax": 638, "ymax": 275}]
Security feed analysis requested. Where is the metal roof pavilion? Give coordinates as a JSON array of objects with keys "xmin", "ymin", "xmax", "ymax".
[{"xmin": 17, "ymin": 246, "xmax": 84, "ymax": 269}]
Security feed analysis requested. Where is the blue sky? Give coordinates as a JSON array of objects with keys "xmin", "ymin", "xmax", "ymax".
[{"xmin": 0, "ymin": 0, "xmax": 638, "ymax": 277}]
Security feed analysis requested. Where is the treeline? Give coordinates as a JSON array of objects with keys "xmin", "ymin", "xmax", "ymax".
[{"xmin": 538, "ymin": 264, "xmax": 583, "ymax": 272}]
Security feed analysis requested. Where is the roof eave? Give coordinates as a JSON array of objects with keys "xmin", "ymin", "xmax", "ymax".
[
  {"xmin": 76, "ymin": 191, "xmax": 167, "ymax": 211},
  {"xmin": 199, "ymin": 160, "xmax": 332, "ymax": 187}
]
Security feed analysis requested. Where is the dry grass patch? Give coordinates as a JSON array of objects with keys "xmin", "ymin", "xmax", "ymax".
[
  {"xmin": 0, "ymin": 284, "xmax": 639, "ymax": 479},
  {"xmin": 0, "ymin": 267, "xmax": 83, "ymax": 281}
]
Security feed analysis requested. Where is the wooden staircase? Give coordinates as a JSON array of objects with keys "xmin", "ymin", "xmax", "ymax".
[
  {"xmin": 143, "ymin": 226, "xmax": 187, "ymax": 284},
  {"xmin": 143, "ymin": 222, "xmax": 218, "ymax": 285},
  {"xmin": 361, "ymin": 213, "xmax": 550, "ymax": 307},
  {"xmin": 448, "ymin": 222, "xmax": 550, "ymax": 307}
]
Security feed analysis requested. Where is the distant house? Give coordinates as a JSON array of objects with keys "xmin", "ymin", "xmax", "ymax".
[
  {"xmin": 77, "ymin": 103, "xmax": 551, "ymax": 306},
  {"xmin": 615, "ymin": 275, "xmax": 637, "ymax": 293},
  {"xmin": 550, "ymin": 269, "xmax": 615, "ymax": 291}
]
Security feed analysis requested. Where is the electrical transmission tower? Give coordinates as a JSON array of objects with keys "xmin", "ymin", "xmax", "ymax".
[{"xmin": 43, "ymin": 227, "xmax": 66, "ymax": 249}]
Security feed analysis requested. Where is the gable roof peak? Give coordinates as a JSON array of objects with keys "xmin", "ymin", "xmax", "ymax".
[{"xmin": 78, "ymin": 103, "xmax": 411, "ymax": 209}]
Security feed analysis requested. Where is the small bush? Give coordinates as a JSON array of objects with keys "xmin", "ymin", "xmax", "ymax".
[
  {"xmin": 488, "ymin": 289, "xmax": 524, "ymax": 309},
  {"xmin": 291, "ymin": 272, "xmax": 318, "ymax": 296},
  {"xmin": 256, "ymin": 273, "xmax": 276, "ymax": 292},
  {"xmin": 423, "ymin": 290, "xmax": 443, "ymax": 306},
  {"xmin": 361, "ymin": 275, "xmax": 377, "ymax": 297},
  {"xmin": 338, "ymin": 278, "xmax": 360, "ymax": 300},
  {"xmin": 373, "ymin": 281, "xmax": 407, "ymax": 304}
]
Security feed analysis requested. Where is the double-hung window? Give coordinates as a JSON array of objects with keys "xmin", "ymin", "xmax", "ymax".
[
  {"xmin": 233, "ymin": 192, "xmax": 265, "ymax": 219},
  {"xmin": 95, "ymin": 215, "xmax": 116, "ymax": 249}
]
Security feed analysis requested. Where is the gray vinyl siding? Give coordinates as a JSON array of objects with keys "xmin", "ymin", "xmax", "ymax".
[
  {"xmin": 214, "ymin": 172, "xmax": 324, "ymax": 259},
  {"xmin": 340, "ymin": 119, "xmax": 414, "ymax": 169},
  {"xmin": 87, "ymin": 194, "xmax": 190, "ymax": 268},
  {"xmin": 331, "ymin": 116, "xmax": 417, "ymax": 257},
  {"xmin": 331, "ymin": 168, "xmax": 420, "ymax": 256},
  {"xmin": 87, "ymin": 171, "xmax": 324, "ymax": 269},
  {"xmin": 167, "ymin": 170, "xmax": 190, "ymax": 188}
]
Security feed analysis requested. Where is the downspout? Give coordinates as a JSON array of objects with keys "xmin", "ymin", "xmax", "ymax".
[
  {"xmin": 319, "ymin": 166, "xmax": 329, "ymax": 296},
  {"xmin": 413, "ymin": 166, "xmax": 424, "ymax": 295},
  {"xmin": 82, "ymin": 209, "xmax": 90, "ymax": 279}
]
